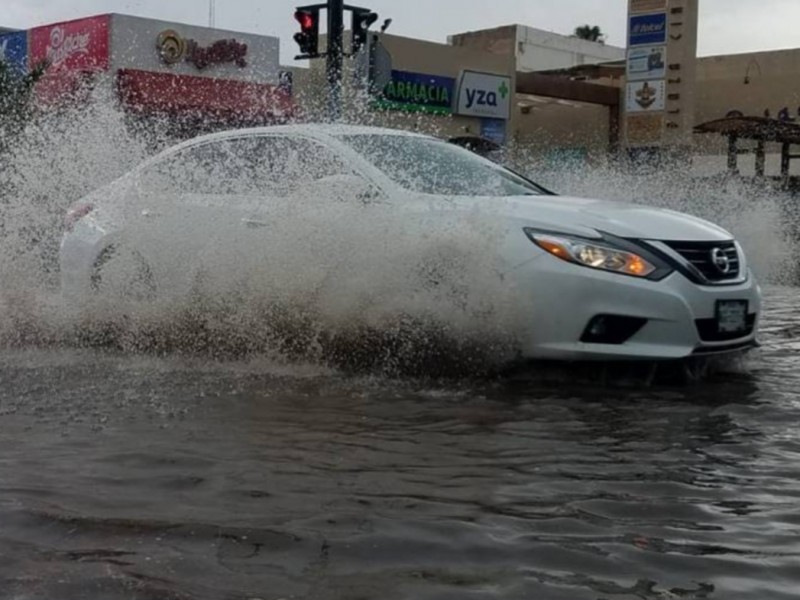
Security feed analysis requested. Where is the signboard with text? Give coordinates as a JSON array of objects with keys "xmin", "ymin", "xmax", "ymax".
[
  {"xmin": 0, "ymin": 31, "xmax": 27, "ymax": 74},
  {"xmin": 624, "ymin": 0, "xmax": 698, "ymax": 149},
  {"xmin": 629, "ymin": 12, "xmax": 667, "ymax": 46},
  {"xmin": 630, "ymin": 0, "xmax": 666, "ymax": 13},
  {"xmin": 481, "ymin": 118, "xmax": 507, "ymax": 145},
  {"xmin": 111, "ymin": 14, "xmax": 280, "ymax": 84},
  {"xmin": 626, "ymin": 79, "xmax": 665, "ymax": 112},
  {"xmin": 29, "ymin": 15, "xmax": 110, "ymax": 104},
  {"xmin": 29, "ymin": 15, "xmax": 110, "ymax": 73},
  {"xmin": 455, "ymin": 70, "xmax": 512, "ymax": 120},
  {"xmin": 373, "ymin": 70, "xmax": 455, "ymax": 115},
  {"xmin": 627, "ymin": 45, "xmax": 666, "ymax": 81}
]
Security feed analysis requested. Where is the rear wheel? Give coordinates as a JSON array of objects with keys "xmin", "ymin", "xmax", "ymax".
[{"xmin": 90, "ymin": 246, "xmax": 156, "ymax": 301}]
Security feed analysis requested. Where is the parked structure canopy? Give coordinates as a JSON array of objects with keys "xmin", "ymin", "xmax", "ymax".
[{"xmin": 694, "ymin": 116, "xmax": 800, "ymax": 181}]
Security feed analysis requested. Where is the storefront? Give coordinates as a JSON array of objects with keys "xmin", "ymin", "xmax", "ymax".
[{"xmin": 19, "ymin": 14, "xmax": 293, "ymax": 138}]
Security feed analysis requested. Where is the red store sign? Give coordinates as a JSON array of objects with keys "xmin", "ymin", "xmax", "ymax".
[{"xmin": 30, "ymin": 15, "xmax": 110, "ymax": 72}]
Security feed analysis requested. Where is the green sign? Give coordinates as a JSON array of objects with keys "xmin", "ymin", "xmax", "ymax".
[{"xmin": 372, "ymin": 70, "xmax": 455, "ymax": 115}]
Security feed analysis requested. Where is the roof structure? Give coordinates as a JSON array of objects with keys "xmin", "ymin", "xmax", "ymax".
[
  {"xmin": 532, "ymin": 60, "xmax": 626, "ymax": 80},
  {"xmin": 694, "ymin": 116, "xmax": 800, "ymax": 144},
  {"xmin": 694, "ymin": 116, "xmax": 800, "ymax": 181}
]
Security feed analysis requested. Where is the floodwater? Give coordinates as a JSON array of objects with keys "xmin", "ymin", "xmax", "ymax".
[
  {"xmin": 0, "ymin": 285, "xmax": 798, "ymax": 600},
  {"xmin": 2, "ymin": 97, "xmax": 799, "ymax": 599}
]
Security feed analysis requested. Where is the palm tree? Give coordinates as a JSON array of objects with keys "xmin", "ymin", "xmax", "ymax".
[{"xmin": 573, "ymin": 25, "xmax": 606, "ymax": 44}]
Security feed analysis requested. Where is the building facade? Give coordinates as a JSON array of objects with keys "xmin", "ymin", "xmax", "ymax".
[
  {"xmin": 4, "ymin": 12, "xmax": 800, "ymax": 175},
  {"xmin": 0, "ymin": 14, "xmax": 293, "ymax": 138},
  {"xmin": 450, "ymin": 25, "xmax": 625, "ymax": 72}
]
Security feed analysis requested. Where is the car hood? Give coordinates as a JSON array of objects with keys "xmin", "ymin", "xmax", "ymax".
[{"xmin": 449, "ymin": 194, "xmax": 732, "ymax": 242}]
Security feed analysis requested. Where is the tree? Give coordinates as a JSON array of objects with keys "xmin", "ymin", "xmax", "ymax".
[
  {"xmin": 573, "ymin": 25, "xmax": 606, "ymax": 44},
  {"xmin": 0, "ymin": 59, "xmax": 47, "ymax": 153}
]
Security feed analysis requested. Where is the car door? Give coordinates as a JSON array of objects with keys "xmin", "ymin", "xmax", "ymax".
[
  {"xmin": 195, "ymin": 134, "xmax": 383, "ymax": 298},
  {"xmin": 123, "ymin": 140, "xmax": 237, "ymax": 297}
]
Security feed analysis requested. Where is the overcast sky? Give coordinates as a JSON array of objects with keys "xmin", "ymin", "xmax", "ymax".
[{"xmin": 4, "ymin": 0, "xmax": 798, "ymax": 64}]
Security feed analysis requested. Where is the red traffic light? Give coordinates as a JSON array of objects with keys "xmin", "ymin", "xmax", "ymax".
[
  {"xmin": 293, "ymin": 7, "xmax": 320, "ymax": 57},
  {"xmin": 295, "ymin": 10, "xmax": 315, "ymax": 31}
]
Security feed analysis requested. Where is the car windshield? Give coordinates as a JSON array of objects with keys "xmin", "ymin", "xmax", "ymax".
[{"xmin": 337, "ymin": 134, "xmax": 546, "ymax": 197}]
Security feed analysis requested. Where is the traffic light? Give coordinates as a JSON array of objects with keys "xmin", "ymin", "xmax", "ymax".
[
  {"xmin": 294, "ymin": 8, "xmax": 320, "ymax": 58},
  {"xmin": 352, "ymin": 9, "xmax": 378, "ymax": 54}
]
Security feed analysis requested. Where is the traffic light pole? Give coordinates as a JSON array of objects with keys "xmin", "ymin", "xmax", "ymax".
[{"xmin": 326, "ymin": 0, "xmax": 344, "ymax": 120}]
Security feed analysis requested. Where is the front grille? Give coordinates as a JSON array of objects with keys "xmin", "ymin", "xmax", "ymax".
[
  {"xmin": 663, "ymin": 241, "xmax": 740, "ymax": 283},
  {"xmin": 695, "ymin": 313, "xmax": 757, "ymax": 342}
]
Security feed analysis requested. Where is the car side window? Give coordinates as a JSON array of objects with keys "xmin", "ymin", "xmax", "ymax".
[
  {"xmin": 137, "ymin": 143, "xmax": 230, "ymax": 196},
  {"xmin": 222, "ymin": 136, "xmax": 356, "ymax": 197},
  {"xmin": 137, "ymin": 135, "xmax": 359, "ymax": 199}
]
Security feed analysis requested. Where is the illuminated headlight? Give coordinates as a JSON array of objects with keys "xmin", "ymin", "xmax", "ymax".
[{"xmin": 525, "ymin": 229, "xmax": 657, "ymax": 278}]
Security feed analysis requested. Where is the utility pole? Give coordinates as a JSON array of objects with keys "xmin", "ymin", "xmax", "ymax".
[
  {"xmin": 326, "ymin": 0, "xmax": 344, "ymax": 120},
  {"xmin": 208, "ymin": 0, "xmax": 216, "ymax": 27}
]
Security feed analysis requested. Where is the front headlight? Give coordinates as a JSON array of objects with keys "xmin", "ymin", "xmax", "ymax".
[{"xmin": 524, "ymin": 229, "xmax": 657, "ymax": 278}]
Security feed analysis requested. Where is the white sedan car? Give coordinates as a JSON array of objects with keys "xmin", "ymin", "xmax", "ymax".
[{"xmin": 60, "ymin": 124, "xmax": 761, "ymax": 361}]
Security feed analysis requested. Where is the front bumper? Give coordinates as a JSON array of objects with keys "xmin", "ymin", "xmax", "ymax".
[{"xmin": 510, "ymin": 254, "xmax": 762, "ymax": 361}]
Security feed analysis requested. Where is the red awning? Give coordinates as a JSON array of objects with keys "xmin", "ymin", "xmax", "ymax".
[{"xmin": 117, "ymin": 68, "xmax": 294, "ymax": 122}]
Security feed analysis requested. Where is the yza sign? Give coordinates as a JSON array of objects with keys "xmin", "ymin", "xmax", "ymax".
[{"xmin": 455, "ymin": 70, "xmax": 511, "ymax": 120}]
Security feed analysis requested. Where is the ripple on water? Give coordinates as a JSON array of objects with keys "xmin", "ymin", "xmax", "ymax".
[{"xmin": 0, "ymin": 286, "xmax": 799, "ymax": 599}]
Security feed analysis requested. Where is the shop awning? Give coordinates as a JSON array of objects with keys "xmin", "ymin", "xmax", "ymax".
[
  {"xmin": 694, "ymin": 116, "xmax": 800, "ymax": 145},
  {"xmin": 694, "ymin": 116, "xmax": 800, "ymax": 180},
  {"xmin": 117, "ymin": 69, "xmax": 294, "ymax": 122}
]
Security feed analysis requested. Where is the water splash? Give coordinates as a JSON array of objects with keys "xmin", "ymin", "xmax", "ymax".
[{"xmin": 0, "ymin": 92, "xmax": 792, "ymax": 374}]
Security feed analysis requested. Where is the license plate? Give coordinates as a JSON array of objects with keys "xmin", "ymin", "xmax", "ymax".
[{"xmin": 717, "ymin": 300, "xmax": 748, "ymax": 334}]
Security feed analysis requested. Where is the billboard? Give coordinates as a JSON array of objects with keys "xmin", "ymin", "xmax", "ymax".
[
  {"xmin": 373, "ymin": 70, "xmax": 455, "ymax": 115},
  {"xmin": 110, "ymin": 15, "xmax": 280, "ymax": 84},
  {"xmin": 627, "ymin": 45, "xmax": 666, "ymax": 81},
  {"xmin": 29, "ymin": 15, "xmax": 110, "ymax": 72},
  {"xmin": 481, "ymin": 118, "xmax": 507, "ymax": 145},
  {"xmin": 630, "ymin": 0, "xmax": 666, "ymax": 13},
  {"xmin": 628, "ymin": 12, "xmax": 667, "ymax": 46},
  {"xmin": 626, "ymin": 79, "xmax": 666, "ymax": 113},
  {"xmin": 0, "ymin": 31, "xmax": 28, "ymax": 74},
  {"xmin": 455, "ymin": 70, "xmax": 512, "ymax": 120}
]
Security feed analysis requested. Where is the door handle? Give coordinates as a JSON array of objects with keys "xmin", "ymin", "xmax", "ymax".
[{"xmin": 241, "ymin": 218, "xmax": 270, "ymax": 228}]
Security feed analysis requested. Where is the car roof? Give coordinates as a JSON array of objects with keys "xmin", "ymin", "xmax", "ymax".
[{"xmin": 183, "ymin": 123, "xmax": 430, "ymax": 146}]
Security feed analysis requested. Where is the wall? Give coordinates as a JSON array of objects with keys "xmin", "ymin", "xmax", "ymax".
[
  {"xmin": 380, "ymin": 33, "xmax": 514, "ymax": 138},
  {"xmin": 516, "ymin": 26, "xmax": 625, "ymax": 72},
  {"xmin": 294, "ymin": 27, "xmax": 800, "ymax": 176},
  {"xmin": 450, "ymin": 25, "xmax": 625, "ymax": 72},
  {"xmin": 295, "ymin": 32, "xmax": 515, "ymax": 140},
  {"xmin": 448, "ymin": 26, "xmax": 516, "ymax": 58},
  {"xmin": 110, "ymin": 14, "xmax": 280, "ymax": 84},
  {"xmin": 693, "ymin": 48, "xmax": 800, "ymax": 175},
  {"xmin": 696, "ymin": 49, "xmax": 800, "ymax": 123},
  {"xmin": 512, "ymin": 99, "xmax": 612, "ymax": 166}
]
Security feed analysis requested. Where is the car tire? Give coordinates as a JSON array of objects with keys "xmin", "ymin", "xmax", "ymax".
[
  {"xmin": 416, "ymin": 245, "xmax": 470, "ymax": 310},
  {"xmin": 90, "ymin": 245, "xmax": 157, "ymax": 302}
]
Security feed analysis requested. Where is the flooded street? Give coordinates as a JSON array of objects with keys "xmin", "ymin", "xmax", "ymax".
[{"xmin": 0, "ymin": 285, "xmax": 797, "ymax": 600}]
